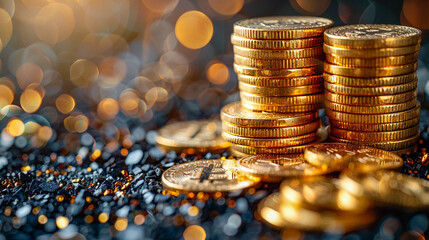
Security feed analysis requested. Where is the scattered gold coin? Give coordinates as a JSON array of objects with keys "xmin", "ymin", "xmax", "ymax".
[{"xmin": 257, "ymin": 193, "xmax": 285, "ymax": 229}]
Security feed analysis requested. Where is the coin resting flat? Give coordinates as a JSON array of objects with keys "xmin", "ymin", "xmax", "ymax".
[
  {"xmin": 231, "ymin": 34, "xmax": 324, "ymax": 49},
  {"xmin": 328, "ymin": 133, "xmax": 419, "ymax": 151},
  {"xmin": 239, "ymin": 82, "xmax": 323, "ymax": 96},
  {"xmin": 234, "ymin": 55, "xmax": 323, "ymax": 69},
  {"xmin": 238, "ymin": 74, "xmax": 324, "ymax": 87},
  {"xmin": 325, "ymin": 52, "xmax": 419, "ymax": 67}
]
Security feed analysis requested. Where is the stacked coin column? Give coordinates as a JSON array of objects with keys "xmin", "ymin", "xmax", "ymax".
[
  {"xmin": 323, "ymin": 25, "xmax": 421, "ymax": 155},
  {"xmin": 221, "ymin": 16, "xmax": 333, "ymax": 156}
]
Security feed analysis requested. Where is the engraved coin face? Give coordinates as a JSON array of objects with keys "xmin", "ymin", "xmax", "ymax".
[
  {"xmin": 235, "ymin": 16, "xmax": 333, "ymax": 31},
  {"xmin": 325, "ymin": 24, "xmax": 421, "ymax": 40},
  {"xmin": 156, "ymin": 120, "xmax": 231, "ymax": 153},
  {"xmin": 161, "ymin": 159, "xmax": 259, "ymax": 192}
]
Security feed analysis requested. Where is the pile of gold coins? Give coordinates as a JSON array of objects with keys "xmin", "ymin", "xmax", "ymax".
[
  {"xmin": 222, "ymin": 16, "xmax": 334, "ymax": 156},
  {"xmin": 323, "ymin": 25, "xmax": 422, "ymax": 155}
]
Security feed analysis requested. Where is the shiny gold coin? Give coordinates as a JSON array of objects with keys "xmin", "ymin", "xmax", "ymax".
[
  {"xmin": 238, "ymin": 74, "xmax": 323, "ymax": 87},
  {"xmin": 324, "ymin": 90, "xmax": 417, "ymax": 105},
  {"xmin": 328, "ymin": 133, "xmax": 420, "ymax": 151},
  {"xmin": 161, "ymin": 159, "xmax": 259, "ymax": 192},
  {"xmin": 234, "ymin": 55, "xmax": 323, "ymax": 69},
  {"xmin": 221, "ymin": 101, "xmax": 318, "ymax": 127},
  {"xmin": 323, "ymin": 43, "xmax": 420, "ymax": 57},
  {"xmin": 233, "ymin": 45, "xmax": 323, "ymax": 59},
  {"xmin": 242, "ymin": 102, "xmax": 321, "ymax": 113},
  {"xmin": 325, "ymin": 52, "xmax": 419, "ymax": 67},
  {"xmin": 241, "ymin": 92, "xmax": 324, "ymax": 105},
  {"xmin": 281, "ymin": 177, "xmax": 372, "ymax": 212},
  {"xmin": 330, "ymin": 125, "xmax": 419, "ymax": 142},
  {"xmin": 324, "ymin": 24, "xmax": 421, "ymax": 49},
  {"xmin": 323, "ymin": 72, "xmax": 417, "ymax": 87},
  {"xmin": 304, "ymin": 143, "xmax": 403, "ymax": 171},
  {"xmin": 324, "ymin": 62, "xmax": 417, "ymax": 77},
  {"xmin": 391, "ymin": 145, "xmax": 418, "ymax": 156},
  {"xmin": 325, "ymin": 99, "xmax": 417, "ymax": 114},
  {"xmin": 234, "ymin": 63, "xmax": 322, "ymax": 77},
  {"xmin": 329, "ymin": 117, "xmax": 420, "ymax": 132},
  {"xmin": 325, "ymin": 103, "xmax": 420, "ymax": 124},
  {"xmin": 238, "ymin": 154, "xmax": 331, "ymax": 182},
  {"xmin": 234, "ymin": 16, "xmax": 333, "ymax": 39},
  {"xmin": 239, "ymin": 82, "xmax": 323, "ymax": 96},
  {"xmin": 222, "ymin": 120, "xmax": 321, "ymax": 138},
  {"xmin": 222, "ymin": 131, "xmax": 318, "ymax": 148},
  {"xmin": 156, "ymin": 120, "xmax": 231, "ymax": 153},
  {"xmin": 324, "ymin": 80, "xmax": 417, "ymax": 95},
  {"xmin": 257, "ymin": 193, "xmax": 285, "ymax": 229},
  {"xmin": 231, "ymin": 34, "xmax": 323, "ymax": 49},
  {"xmin": 339, "ymin": 170, "xmax": 429, "ymax": 209}
]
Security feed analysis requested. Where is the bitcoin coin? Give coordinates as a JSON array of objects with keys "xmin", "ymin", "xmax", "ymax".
[
  {"xmin": 304, "ymin": 143, "xmax": 404, "ymax": 171},
  {"xmin": 324, "ymin": 62, "xmax": 417, "ymax": 77},
  {"xmin": 324, "ymin": 90, "xmax": 417, "ymax": 105},
  {"xmin": 233, "ymin": 45, "xmax": 323, "ymax": 59},
  {"xmin": 330, "ymin": 125, "xmax": 419, "ymax": 141},
  {"xmin": 234, "ymin": 55, "xmax": 323, "ymax": 69},
  {"xmin": 222, "ymin": 120, "xmax": 320, "ymax": 138},
  {"xmin": 324, "ymin": 24, "xmax": 421, "ymax": 48},
  {"xmin": 328, "ymin": 133, "xmax": 419, "ymax": 151},
  {"xmin": 257, "ymin": 193, "xmax": 285, "ymax": 229},
  {"xmin": 325, "ymin": 103, "xmax": 420, "ymax": 123},
  {"xmin": 325, "ymin": 99, "xmax": 416, "ymax": 114},
  {"xmin": 238, "ymin": 154, "xmax": 331, "ymax": 182},
  {"xmin": 325, "ymin": 52, "xmax": 419, "ymax": 67},
  {"xmin": 324, "ymin": 80, "xmax": 417, "ymax": 95},
  {"xmin": 238, "ymin": 74, "xmax": 323, "ymax": 87},
  {"xmin": 241, "ymin": 92, "xmax": 324, "ymax": 105},
  {"xmin": 329, "ymin": 117, "xmax": 420, "ymax": 132},
  {"xmin": 156, "ymin": 120, "xmax": 231, "ymax": 153},
  {"xmin": 221, "ymin": 102, "xmax": 318, "ymax": 127},
  {"xmin": 323, "ymin": 72, "xmax": 417, "ymax": 86},
  {"xmin": 323, "ymin": 44, "xmax": 420, "ymax": 57},
  {"xmin": 239, "ymin": 82, "xmax": 323, "ymax": 96},
  {"xmin": 231, "ymin": 34, "xmax": 324, "ymax": 49},
  {"xmin": 339, "ymin": 170, "xmax": 429, "ymax": 209},
  {"xmin": 234, "ymin": 63, "xmax": 322, "ymax": 77},
  {"xmin": 234, "ymin": 16, "xmax": 333, "ymax": 39},
  {"xmin": 222, "ymin": 131, "xmax": 317, "ymax": 147},
  {"xmin": 161, "ymin": 159, "xmax": 259, "ymax": 192},
  {"xmin": 242, "ymin": 102, "xmax": 321, "ymax": 113}
]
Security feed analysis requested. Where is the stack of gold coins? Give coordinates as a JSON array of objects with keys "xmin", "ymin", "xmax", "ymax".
[
  {"xmin": 223, "ymin": 16, "xmax": 333, "ymax": 156},
  {"xmin": 323, "ymin": 25, "xmax": 422, "ymax": 155}
]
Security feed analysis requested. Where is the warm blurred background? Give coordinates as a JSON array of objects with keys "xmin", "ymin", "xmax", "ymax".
[{"xmin": 0, "ymin": 0, "xmax": 428, "ymax": 154}]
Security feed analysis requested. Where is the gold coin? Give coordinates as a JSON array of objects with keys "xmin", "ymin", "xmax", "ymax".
[
  {"xmin": 242, "ymin": 102, "xmax": 321, "ymax": 113},
  {"xmin": 324, "ymin": 90, "xmax": 417, "ymax": 105},
  {"xmin": 391, "ymin": 145, "xmax": 418, "ymax": 156},
  {"xmin": 156, "ymin": 120, "xmax": 231, "ymax": 153},
  {"xmin": 325, "ymin": 103, "xmax": 420, "ymax": 124},
  {"xmin": 222, "ymin": 120, "xmax": 320, "ymax": 138},
  {"xmin": 325, "ymin": 52, "xmax": 419, "ymax": 67},
  {"xmin": 325, "ymin": 99, "xmax": 417, "ymax": 114},
  {"xmin": 324, "ymin": 62, "xmax": 417, "ymax": 77},
  {"xmin": 339, "ymin": 170, "xmax": 429, "ymax": 209},
  {"xmin": 324, "ymin": 24, "xmax": 421, "ymax": 48},
  {"xmin": 238, "ymin": 74, "xmax": 323, "ymax": 87},
  {"xmin": 231, "ymin": 34, "xmax": 323, "ymax": 49},
  {"xmin": 233, "ymin": 45, "xmax": 323, "ymax": 59},
  {"xmin": 230, "ymin": 126, "xmax": 329, "ymax": 155},
  {"xmin": 239, "ymin": 82, "xmax": 323, "ymax": 96},
  {"xmin": 329, "ymin": 117, "xmax": 420, "ymax": 132},
  {"xmin": 234, "ymin": 55, "xmax": 323, "ymax": 69},
  {"xmin": 241, "ymin": 92, "xmax": 324, "ymax": 105},
  {"xmin": 221, "ymin": 101, "xmax": 318, "ymax": 127},
  {"xmin": 280, "ymin": 177, "xmax": 372, "ymax": 212},
  {"xmin": 328, "ymin": 133, "xmax": 420, "ymax": 151},
  {"xmin": 234, "ymin": 64, "xmax": 322, "ymax": 77},
  {"xmin": 324, "ymin": 80, "xmax": 417, "ymax": 95},
  {"xmin": 222, "ymin": 131, "xmax": 318, "ymax": 147},
  {"xmin": 257, "ymin": 193, "xmax": 285, "ymax": 229},
  {"xmin": 161, "ymin": 159, "xmax": 260, "ymax": 192},
  {"xmin": 323, "ymin": 72, "xmax": 417, "ymax": 86},
  {"xmin": 234, "ymin": 16, "xmax": 333, "ymax": 39},
  {"xmin": 304, "ymin": 143, "xmax": 403, "ymax": 171},
  {"xmin": 323, "ymin": 43, "xmax": 420, "ymax": 57},
  {"xmin": 238, "ymin": 154, "xmax": 331, "ymax": 182},
  {"xmin": 330, "ymin": 125, "xmax": 419, "ymax": 142}
]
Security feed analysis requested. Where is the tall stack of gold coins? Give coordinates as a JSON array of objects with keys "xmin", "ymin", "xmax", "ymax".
[
  {"xmin": 323, "ymin": 25, "xmax": 422, "ymax": 155},
  {"xmin": 221, "ymin": 16, "xmax": 333, "ymax": 156}
]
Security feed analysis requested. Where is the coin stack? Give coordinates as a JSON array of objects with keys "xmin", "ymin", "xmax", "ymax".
[
  {"xmin": 222, "ymin": 16, "xmax": 333, "ymax": 156},
  {"xmin": 323, "ymin": 25, "xmax": 422, "ymax": 155}
]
